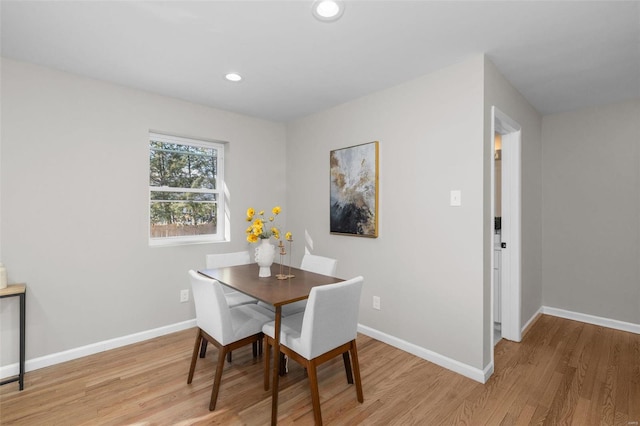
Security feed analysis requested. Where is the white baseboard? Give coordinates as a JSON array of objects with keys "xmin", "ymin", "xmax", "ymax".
[
  {"xmin": 357, "ymin": 307, "xmax": 639, "ymax": 387},
  {"xmin": 521, "ymin": 307, "xmax": 543, "ymax": 336},
  {"xmin": 542, "ymin": 306, "xmax": 640, "ymax": 335},
  {"xmin": 357, "ymin": 324, "xmax": 488, "ymax": 384},
  {"xmin": 0, "ymin": 319, "xmax": 196, "ymax": 380}
]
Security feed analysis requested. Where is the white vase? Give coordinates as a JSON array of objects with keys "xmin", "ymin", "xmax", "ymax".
[{"xmin": 255, "ymin": 239, "xmax": 275, "ymax": 277}]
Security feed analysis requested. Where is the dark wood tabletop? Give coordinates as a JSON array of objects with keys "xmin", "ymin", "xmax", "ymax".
[{"xmin": 198, "ymin": 263, "xmax": 343, "ymax": 307}]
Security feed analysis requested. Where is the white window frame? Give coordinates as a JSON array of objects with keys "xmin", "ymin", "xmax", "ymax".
[{"xmin": 148, "ymin": 132, "xmax": 225, "ymax": 246}]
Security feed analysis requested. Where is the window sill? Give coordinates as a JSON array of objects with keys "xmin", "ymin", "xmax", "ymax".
[{"xmin": 149, "ymin": 236, "xmax": 228, "ymax": 247}]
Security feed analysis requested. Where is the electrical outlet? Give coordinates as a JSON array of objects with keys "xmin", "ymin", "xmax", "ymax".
[
  {"xmin": 180, "ymin": 289, "xmax": 189, "ymax": 303},
  {"xmin": 373, "ymin": 296, "xmax": 381, "ymax": 310}
]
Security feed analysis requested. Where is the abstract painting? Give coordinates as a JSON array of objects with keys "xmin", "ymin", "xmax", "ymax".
[{"xmin": 330, "ymin": 141, "xmax": 379, "ymax": 237}]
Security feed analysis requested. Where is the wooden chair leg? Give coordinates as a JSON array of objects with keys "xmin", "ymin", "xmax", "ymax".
[
  {"xmin": 307, "ymin": 360, "xmax": 323, "ymax": 425},
  {"xmin": 209, "ymin": 346, "xmax": 228, "ymax": 411},
  {"xmin": 342, "ymin": 351, "xmax": 354, "ymax": 384},
  {"xmin": 264, "ymin": 337, "xmax": 271, "ymax": 390},
  {"xmin": 350, "ymin": 341, "xmax": 364, "ymax": 403},
  {"xmin": 252, "ymin": 341, "xmax": 258, "ymax": 358},
  {"xmin": 226, "ymin": 351, "xmax": 232, "ymax": 363},
  {"xmin": 199, "ymin": 339, "xmax": 208, "ymax": 358},
  {"xmin": 279, "ymin": 353, "xmax": 287, "ymax": 376},
  {"xmin": 188, "ymin": 330, "xmax": 203, "ymax": 384}
]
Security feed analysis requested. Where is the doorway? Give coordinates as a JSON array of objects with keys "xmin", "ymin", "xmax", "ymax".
[{"xmin": 491, "ymin": 107, "xmax": 522, "ymax": 348}]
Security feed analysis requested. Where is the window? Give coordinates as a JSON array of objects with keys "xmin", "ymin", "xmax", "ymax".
[{"xmin": 149, "ymin": 133, "xmax": 225, "ymax": 245}]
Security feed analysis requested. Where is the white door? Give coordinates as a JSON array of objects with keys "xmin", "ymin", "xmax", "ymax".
[{"xmin": 492, "ymin": 107, "xmax": 522, "ymax": 343}]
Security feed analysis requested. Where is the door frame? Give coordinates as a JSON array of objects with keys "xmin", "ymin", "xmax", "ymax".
[{"xmin": 491, "ymin": 106, "xmax": 522, "ymax": 343}]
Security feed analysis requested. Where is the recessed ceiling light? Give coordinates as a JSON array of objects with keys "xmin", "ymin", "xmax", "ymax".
[
  {"xmin": 225, "ymin": 72, "xmax": 242, "ymax": 82},
  {"xmin": 312, "ymin": 0, "xmax": 345, "ymax": 22}
]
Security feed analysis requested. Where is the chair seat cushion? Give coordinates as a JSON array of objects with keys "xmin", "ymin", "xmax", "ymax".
[
  {"xmin": 257, "ymin": 300, "xmax": 307, "ymax": 317},
  {"xmin": 228, "ymin": 304, "xmax": 275, "ymax": 343},
  {"xmin": 262, "ymin": 312, "xmax": 310, "ymax": 358},
  {"xmin": 225, "ymin": 291, "xmax": 258, "ymax": 307}
]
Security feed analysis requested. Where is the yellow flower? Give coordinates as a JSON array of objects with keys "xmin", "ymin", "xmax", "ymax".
[
  {"xmin": 285, "ymin": 232, "xmax": 292, "ymax": 241},
  {"xmin": 245, "ymin": 206, "xmax": 284, "ymax": 243}
]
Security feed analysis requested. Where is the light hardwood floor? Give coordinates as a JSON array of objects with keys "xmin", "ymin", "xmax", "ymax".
[{"xmin": 1, "ymin": 314, "xmax": 639, "ymax": 425}]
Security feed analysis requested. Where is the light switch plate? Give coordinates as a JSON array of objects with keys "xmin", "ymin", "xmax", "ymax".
[{"xmin": 450, "ymin": 190, "xmax": 462, "ymax": 206}]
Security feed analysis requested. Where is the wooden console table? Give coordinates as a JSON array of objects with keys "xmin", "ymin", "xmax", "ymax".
[{"xmin": 0, "ymin": 283, "xmax": 26, "ymax": 390}]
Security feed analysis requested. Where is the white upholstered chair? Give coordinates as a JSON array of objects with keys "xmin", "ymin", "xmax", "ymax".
[
  {"xmin": 258, "ymin": 253, "xmax": 338, "ymax": 317},
  {"xmin": 300, "ymin": 253, "xmax": 338, "ymax": 276},
  {"xmin": 187, "ymin": 270, "xmax": 274, "ymax": 411},
  {"xmin": 262, "ymin": 276, "xmax": 364, "ymax": 425},
  {"xmin": 203, "ymin": 251, "xmax": 259, "ymax": 360},
  {"xmin": 205, "ymin": 251, "xmax": 258, "ymax": 307}
]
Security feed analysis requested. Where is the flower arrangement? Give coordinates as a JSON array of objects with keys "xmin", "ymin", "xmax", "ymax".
[{"xmin": 245, "ymin": 206, "xmax": 282, "ymax": 243}]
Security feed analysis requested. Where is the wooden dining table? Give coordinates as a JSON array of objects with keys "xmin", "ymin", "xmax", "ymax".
[{"xmin": 198, "ymin": 263, "xmax": 343, "ymax": 425}]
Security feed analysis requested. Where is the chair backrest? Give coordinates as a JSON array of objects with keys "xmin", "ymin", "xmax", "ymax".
[
  {"xmin": 206, "ymin": 251, "xmax": 252, "ymax": 295},
  {"xmin": 206, "ymin": 251, "xmax": 251, "ymax": 269},
  {"xmin": 299, "ymin": 276, "xmax": 364, "ymax": 359},
  {"xmin": 300, "ymin": 254, "xmax": 338, "ymax": 276},
  {"xmin": 189, "ymin": 270, "xmax": 234, "ymax": 345}
]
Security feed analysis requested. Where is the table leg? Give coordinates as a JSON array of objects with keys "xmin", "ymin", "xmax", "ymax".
[
  {"xmin": 19, "ymin": 292, "xmax": 25, "ymax": 391},
  {"xmin": 271, "ymin": 306, "xmax": 282, "ymax": 425}
]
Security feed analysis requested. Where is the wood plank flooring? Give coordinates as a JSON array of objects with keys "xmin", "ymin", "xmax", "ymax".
[{"xmin": 1, "ymin": 314, "xmax": 638, "ymax": 425}]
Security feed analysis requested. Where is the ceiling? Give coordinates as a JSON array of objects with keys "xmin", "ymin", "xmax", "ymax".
[{"xmin": 2, "ymin": 1, "xmax": 639, "ymax": 122}]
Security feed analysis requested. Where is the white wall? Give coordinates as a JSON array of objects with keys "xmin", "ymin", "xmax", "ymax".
[
  {"xmin": 0, "ymin": 54, "xmax": 566, "ymax": 382},
  {"xmin": 0, "ymin": 59, "xmax": 287, "ymax": 364},
  {"xmin": 541, "ymin": 100, "xmax": 640, "ymax": 324},
  {"xmin": 286, "ymin": 56, "xmax": 487, "ymax": 370},
  {"xmin": 483, "ymin": 58, "xmax": 543, "ymax": 362}
]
